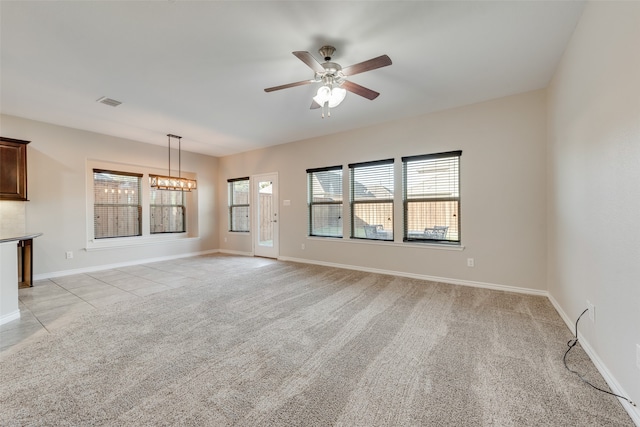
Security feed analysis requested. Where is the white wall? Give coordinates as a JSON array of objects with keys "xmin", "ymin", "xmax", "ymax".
[
  {"xmin": 547, "ymin": 1, "xmax": 640, "ymax": 416},
  {"xmin": 0, "ymin": 114, "xmax": 219, "ymax": 276},
  {"xmin": 219, "ymin": 90, "xmax": 548, "ymax": 293}
]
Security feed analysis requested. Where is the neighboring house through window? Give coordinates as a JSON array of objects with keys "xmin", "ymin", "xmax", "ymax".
[
  {"xmin": 403, "ymin": 151, "xmax": 461, "ymax": 243},
  {"xmin": 307, "ymin": 166, "xmax": 343, "ymax": 237},
  {"xmin": 349, "ymin": 159, "xmax": 394, "ymax": 241}
]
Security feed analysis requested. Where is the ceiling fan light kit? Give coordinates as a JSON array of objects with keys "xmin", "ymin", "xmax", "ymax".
[
  {"xmin": 265, "ymin": 45, "xmax": 392, "ymax": 118},
  {"xmin": 313, "ymin": 86, "xmax": 346, "ymax": 109}
]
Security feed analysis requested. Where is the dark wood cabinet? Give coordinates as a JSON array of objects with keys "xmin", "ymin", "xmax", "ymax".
[{"xmin": 0, "ymin": 137, "xmax": 30, "ymax": 201}]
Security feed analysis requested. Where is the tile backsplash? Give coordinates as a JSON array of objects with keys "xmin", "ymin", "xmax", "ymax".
[{"xmin": 0, "ymin": 201, "xmax": 26, "ymax": 237}]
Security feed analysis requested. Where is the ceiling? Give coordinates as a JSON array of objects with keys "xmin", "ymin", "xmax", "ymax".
[{"xmin": 0, "ymin": 1, "xmax": 584, "ymax": 157}]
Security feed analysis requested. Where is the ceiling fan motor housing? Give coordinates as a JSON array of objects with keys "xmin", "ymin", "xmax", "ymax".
[
  {"xmin": 319, "ymin": 45, "xmax": 336, "ymax": 61},
  {"xmin": 321, "ymin": 62, "xmax": 342, "ymax": 75},
  {"xmin": 316, "ymin": 58, "xmax": 344, "ymax": 87}
]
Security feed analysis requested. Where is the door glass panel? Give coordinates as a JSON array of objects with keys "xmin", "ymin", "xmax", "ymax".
[{"xmin": 258, "ymin": 180, "xmax": 273, "ymax": 247}]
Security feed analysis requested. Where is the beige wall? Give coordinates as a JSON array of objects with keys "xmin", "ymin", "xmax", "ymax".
[
  {"xmin": 547, "ymin": 1, "xmax": 640, "ymax": 413},
  {"xmin": 219, "ymin": 89, "xmax": 548, "ymax": 292},
  {"xmin": 0, "ymin": 114, "xmax": 219, "ymax": 276}
]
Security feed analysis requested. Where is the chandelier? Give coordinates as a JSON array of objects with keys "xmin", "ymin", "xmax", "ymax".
[{"xmin": 149, "ymin": 134, "xmax": 197, "ymax": 191}]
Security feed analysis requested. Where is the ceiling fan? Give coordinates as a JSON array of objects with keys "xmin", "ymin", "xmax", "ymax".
[{"xmin": 264, "ymin": 45, "xmax": 392, "ymax": 117}]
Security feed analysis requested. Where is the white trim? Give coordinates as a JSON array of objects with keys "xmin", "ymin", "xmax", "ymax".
[
  {"xmin": 278, "ymin": 256, "xmax": 547, "ymax": 297},
  {"xmin": 548, "ymin": 295, "xmax": 640, "ymax": 425},
  {"xmin": 34, "ymin": 249, "xmax": 219, "ymax": 280},
  {"xmin": 0, "ymin": 309, "xmax": 20, "ymax": 326}
]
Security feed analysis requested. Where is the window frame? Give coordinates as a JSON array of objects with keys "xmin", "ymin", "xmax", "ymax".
[
  {"xmin": 149, "ymin": 185, "xmax": 186, "ymax": 234},
  {"xmin": 307, "ymin": 165, "xmax": 343, "ymax": 238},
  {"xmin": 402, "ymin": 150, "xmax": 462, "ymax": 244},
  {"xmin": 92, "ymin": 169, "xmax": 143, "ymax": 239},
  {"xmin": 228, "ymin": 177, "xmax": 250, "ymax": 232},
  {"xmin": 349, "ymin": 158, "xmax": 395, "ymax": 241},
  {"xmin": 86, "ymin": 160, "xmax": 198, "ymax": 250}
]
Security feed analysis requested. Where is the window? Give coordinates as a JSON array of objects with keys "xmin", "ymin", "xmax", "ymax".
[
  {"xmin": 149, "ymin": 186, "xmax": 185, "ymax": 234},
  {"xmin": 308, "ymin": 166, "xmax": 343, "ymax": 237},
  {"xmin": 403, "ymin": 151, "xmax": 461, "ymax": 243},
  {"xmin": 93, "ymin": 169, "xmax": 142, "ymax": 239},
  {"xmin": 350, "ymin": 159, "xmax": 394, "ymax": 241},
  {"xmin": 228, "ymin": 177, "xmax": 250, "ymax": 232}
]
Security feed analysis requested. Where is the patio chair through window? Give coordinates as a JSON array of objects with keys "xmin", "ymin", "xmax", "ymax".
[
  {"xmin": 424, "ymin": 225, "xmax": 448, "ymax": 240},
  {"xmin": 364, "ymin": 224, "xmax": 383, "ymax": 239}
]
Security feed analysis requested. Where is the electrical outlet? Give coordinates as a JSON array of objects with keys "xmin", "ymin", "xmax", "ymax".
[
  {"xmin": 301, "ymin": 243, "xmax": 305, "ymax": 250},
  {"xmin": 65, "ymin": 251, "xmax": 73, "ymax": 259},
  {"xmin": 636, "ymin": 344, "xmax": 640, "ymax": 371},
  {"xmin": 467, "ymin": 258, "xmax": 474, "ymax": 267},
  {"xmin": 586, "ymin": 300, "xmax": 595, "ymax": 322},
  {"xmin": 224, "ymin": 237, "xmax": 227, "ymax": 242}
]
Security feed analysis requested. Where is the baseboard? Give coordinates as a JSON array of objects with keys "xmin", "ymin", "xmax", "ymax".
[
  {"xmin": 0, "ymin": 309, "xmax": 20, "ymax": 326},
  {"xmin": 277, "ymin": 256, "xmax": 548, "ymax": 297},
  {"xmin": 548, "ymin": 295, "xmax": 640, "ymax": 426},
  {"xmin": 34, "ymin": 249, "xmax": 220, "ymax": 280}
]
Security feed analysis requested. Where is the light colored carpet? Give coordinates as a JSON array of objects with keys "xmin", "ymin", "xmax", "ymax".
[{"xmin": 0, "ymin": 257, "xmax": 633, "ymax": 426}]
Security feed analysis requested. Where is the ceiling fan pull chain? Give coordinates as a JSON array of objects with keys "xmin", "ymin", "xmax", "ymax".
[{"xmin": 321, "ymin": 101, "xmax": 330, "ymax": 118}]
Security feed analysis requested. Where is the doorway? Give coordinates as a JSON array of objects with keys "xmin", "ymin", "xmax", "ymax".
[{"xmin": 253, "ymin": 172, "xmax": 278, "ymax": 258}]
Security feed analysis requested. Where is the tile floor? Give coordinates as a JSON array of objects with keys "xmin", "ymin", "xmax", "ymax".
[{"xmin": 0, "ymin": 254, "xmax": 275, "ymax": 354}]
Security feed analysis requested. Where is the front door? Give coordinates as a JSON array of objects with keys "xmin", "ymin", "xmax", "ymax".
[{"xmin": 253, "ymin": 172, "xmax": 278, "ymax": 258}]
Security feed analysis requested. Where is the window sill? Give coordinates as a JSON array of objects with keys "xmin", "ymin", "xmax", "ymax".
[
  {"xmin": 306, "ymin": 236, "xmax": 464, "ymax": 251},
  {"xmin": 85, "ymin": 234, "xmax": 199, "ymax": 252}
]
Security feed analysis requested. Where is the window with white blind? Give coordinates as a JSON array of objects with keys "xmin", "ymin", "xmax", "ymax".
[
  {"xmin": 350, "ymin": 159, "xmax": 394, "ymax": 241},
  {"xmin": 403, "ymin": 151, "xmax": 461, "ymax": 243},
  {"xmin": 307, "ymin": 166, "xmax": 343, "ymax": 237},
  {"xmin": 93, "ymin": 169, "xmax": 142, "ymax": 239},
  {"xmin": 149, "ymin": 187, "xmax": 185, "ymax": 234},
  {"xmin": 228, "ymin": 177, "xmax": 250, "ymax": 232}
]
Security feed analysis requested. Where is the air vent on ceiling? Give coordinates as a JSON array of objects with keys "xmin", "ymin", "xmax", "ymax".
[{"xmin": 96, "ymin": 96, "xmax": 122, "ymax": 107}]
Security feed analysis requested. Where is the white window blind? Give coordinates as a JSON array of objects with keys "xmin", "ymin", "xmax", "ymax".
[
  {"xmin": 149, "ymin": 186, "xmax": 185, "ymax": 234},
  {"xmin": 308, "ymin": 166, "xmax": 343, "ymax": 237},
  {"xmin": 403, "ymin": 151, "xmax": 461, "ymax": 243},
  {"xmin": 228, "ymin": 177, "xmax": 250, "ymax": 232},
  {"xmin": 93, "ymin": 169, "xmax": 142, "ymax": 239},
  {"xmin": 350, "ymin": 159, "xmax": 394, "ymax": 241}
]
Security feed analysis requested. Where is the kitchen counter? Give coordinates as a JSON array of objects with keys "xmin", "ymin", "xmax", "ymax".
[
  {"xmin": 0, "ymin": 232, "xmax": 42, "ymax": 325},
  {"xmin": 0, "ymin": 232, "xmax": 43, "ymax": 244}
]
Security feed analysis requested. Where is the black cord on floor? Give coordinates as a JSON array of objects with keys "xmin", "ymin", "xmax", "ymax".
[{"xmin": 563, "ymin": 308, "xmax": 636, "ymax": 407}]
